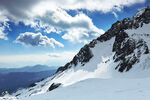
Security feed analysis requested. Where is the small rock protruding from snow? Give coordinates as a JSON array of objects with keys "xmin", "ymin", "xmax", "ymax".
[{"xmin": 48, "ymin": 83, "xmax": 61, "ymax": 91}]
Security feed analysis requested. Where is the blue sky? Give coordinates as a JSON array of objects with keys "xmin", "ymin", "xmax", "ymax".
[{"xmin": 0, "ymin": 0, "xmax": 150, "ymax": 68}]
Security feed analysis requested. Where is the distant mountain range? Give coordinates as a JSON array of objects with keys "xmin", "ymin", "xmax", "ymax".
[
  {"xmin": 0, "ymin": 65, "xmax": 57, "ymax": 94},
  {"xmin": 0, "ymin": 65, "xmax": 57, "ymax": 74}
]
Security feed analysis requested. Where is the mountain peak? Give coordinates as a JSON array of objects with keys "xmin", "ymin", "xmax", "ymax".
[{"xmin": 56, "ymin": 5, "xmax": 150, "ymax": 73}]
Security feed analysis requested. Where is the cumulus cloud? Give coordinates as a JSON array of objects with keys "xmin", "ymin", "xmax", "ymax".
[
  {"xmin": 0, "ymin": 27, "xmax": 8, "ymax": 40},
  {"xmin": 0, "ymin": 11, "xmax": 9, "ymax": 40},
  {"xmin": 0, "ymin": 0, "xmax": 145, "ymax": 16},
  {"xmin": 59, "ymin": 0, "xmax": 145, "ymax": 11},
  {"xmin": 62, "ymin": 28, "xmax": 104, "ymax": 43},
  {"xmin": 36, "ymin": 10, "xmax": 104, "ymax": 43},
  {"xmin": 0, "ymin": 0, "xmax": 146, "ymax": 42},
  {"xmin": 15, "ymin": 32, "xmax": 64, "ymax": 48}
]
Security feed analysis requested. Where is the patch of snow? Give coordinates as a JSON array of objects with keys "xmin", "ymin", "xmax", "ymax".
[
  {"xmin": 0, "ymin": 95, "xmax": 17, "ymax": 100},
  {"xmin": 125, "ymin": 23, "xmax": 150, "ymax": 47}
]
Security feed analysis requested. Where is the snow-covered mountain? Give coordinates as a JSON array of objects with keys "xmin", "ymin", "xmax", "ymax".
[{"xmin": 1, "ymin": 6, "xmax": 150, "ymax": 100}]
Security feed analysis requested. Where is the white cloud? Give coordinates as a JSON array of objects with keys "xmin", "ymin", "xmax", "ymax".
[
  {"xmin": 112, "ymin": 12, "xmax": 118, "ymax": 19},
  {"xmin": 0, "ymin": 51, "xmax": 77, "ymax": 68},
  {"xmin": 36, "ymin": 10, "xmax": 104, "ymax": 43},
  {"xmin": 0, "ymin": 0, "xmax": 145, "ymax": 15},
  {"xmin": 0, "ymin": 11, "xmax": 9, "ymax": 40},
  {"xmin": 45, "ymin": 0, "xmax": 145, "ymax": 12},
  {"xmin": 62, "ymin": 28, "xmax": 104, "ymax": 43},
  {"xmin": 0, "ymin": 27, "xmax": 8, "ymax": 40},
  {"xmin": 0, "ymin": 0, "xmax": 146, "ymax": 42},
  {"xmin": 15, "ymin": 32, "xmax": 64, "ymax": 48}
]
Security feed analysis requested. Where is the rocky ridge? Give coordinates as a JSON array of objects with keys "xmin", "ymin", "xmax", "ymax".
[{"xmin": 56, "ymin": 6, "xmax": 150, "ymax": 73}]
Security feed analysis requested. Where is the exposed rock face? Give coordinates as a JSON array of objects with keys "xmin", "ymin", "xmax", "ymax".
[
  {"xmin": 56, "ymin": 6, "xmax": 150, "ymax": 73},
  {"xmin": 108, "ymin": 6, "xmax": 150, "ymax": 72},
  {"xmin": 56, "ymin": 44, "xmax": 93, "ymax": 73},
  {"xmin": 114, "ymin": 39, "xmax": 149, "ymax": 72},
  {"xmin": 48, "ymin": 83, "xmax": 61, "ymax": 91}
]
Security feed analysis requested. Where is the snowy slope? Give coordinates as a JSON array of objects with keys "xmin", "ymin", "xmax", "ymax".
[
  {"xmin": 2, "ymin": 77, "xmax": 150, "ymax": 100},
  {"xmin": 1, "ymin": 6, "xmax": 150, "ymax": 100},
  {"xmin": 21, "ymin": 78, "xmax": 150, "ymax": 100}
]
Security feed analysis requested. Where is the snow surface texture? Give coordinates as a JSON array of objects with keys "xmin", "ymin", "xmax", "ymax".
[
  {"xmin": 21, "ymin": 78, "xmax": 150, "ymax": 100},
  {"xmin": 1, "ymin": 6, "xmax": 150, "ymax": 100}
]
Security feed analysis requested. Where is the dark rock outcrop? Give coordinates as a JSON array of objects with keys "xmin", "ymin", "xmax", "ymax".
[
  {"xmin": 114, "ymin": 39, "xmax": 149, "ymax": 72},
  {"xmin": 56, "ymin": 44, "xmax": 93, "ymax": 73},
  {"xmin": 48, "ymin": 83, "xmax": 61, "ymax": 91}
]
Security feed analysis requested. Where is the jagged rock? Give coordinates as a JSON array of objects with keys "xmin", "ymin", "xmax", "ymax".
[
  {"xmin": 89, "ymin": 39, "xmax": 97, "ymax": 48},
  {"xmin": 76, "ymin": 45, "xmax": 93, "ymax": 63},
  {"xmin": 56, "ymin": 63, "xmax": 71, "ymax": 73},
  {"xmin": 114, "ymin": 39, "xmax": 149, "ymax": 72},
  {"xmin": 56, "ymin": 44, "xmax": 93, "ymax": 73},
  {"xmin": 143, "ymin": 6, "xmax": 150, "ymax": 20},
  {"xmin": 48, "ymin": 83, "xmax": 61, "ymax": 91},
  {"xmin": 112, "ymin": 31, "xmax": 129, "ymax": 53}
]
